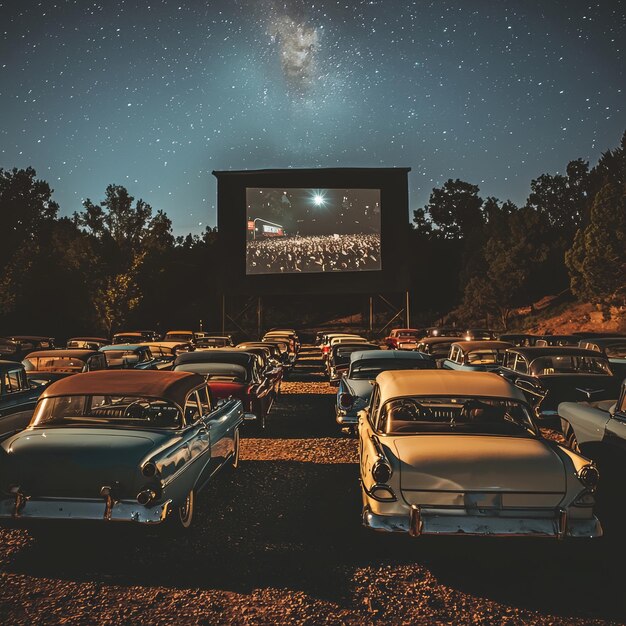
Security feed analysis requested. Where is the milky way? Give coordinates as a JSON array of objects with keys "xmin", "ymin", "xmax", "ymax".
[{"xmin": 0, "ymin": 1, "xmax": 623, "ymax": 235}]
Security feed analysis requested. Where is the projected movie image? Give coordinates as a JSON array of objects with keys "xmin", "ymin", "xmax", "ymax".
[{"xmin": 246, "ymin": 188, "xmax": 381, "ymax": 275}]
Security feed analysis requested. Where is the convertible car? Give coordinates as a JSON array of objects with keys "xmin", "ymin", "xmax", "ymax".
[
  {"xmin": 173, "ymin": 350, "xmax": 275, "ymax": 428},
  {"xmin": 359, "ymin": 370, "xmax": 602, "ymax": 539},
  {"xmin": 0, "ymin": 370, "xmax": 252, "ymax": 530},
  {"xmin": 336, "ymin": 350, "xmax": 436, "ymax": 432}
]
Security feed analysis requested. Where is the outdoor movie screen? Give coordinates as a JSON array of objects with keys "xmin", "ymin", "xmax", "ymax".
[{"xmin": 246, "ymin": 188, "xmax": 381, "ymax": 275}]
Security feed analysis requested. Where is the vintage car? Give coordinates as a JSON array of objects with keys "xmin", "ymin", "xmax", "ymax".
[
  {"xmin": 442, "ymin": 341, "xmax": 513, "ymax": 372},
  {"xmin": 534, "ymin": 335, "xmax": 579, "ymax": 347},
  {"xmin": 327, "ymin": 342, "xmax": 379, "ymax": 385},
  {"xmin": 0, "ymin": 338, "xmax": 20, "ymax": 361},
  {"xmin": 0, "ymin": 361, "xmax": 48, "ymax": 436},
  {"xmin": 414, "ymin": 336, "xmax": 463, "ymax": 365},
  {"xmin": 498, "ymin": 333, "xmax": 537, "ymax": 347},
  {"xmin": 320, "ymin": 334, "xmax": 366, "ymax": 359},
  {"xmin": 462, "ymin": 328, "xmax": 498, "ymax": 341},
  {"xmin": 235, "ymin": 345, "xmax": 283, "ymax": 395},
  {"xmin": 578, "ymin": 337, "xmax": 626, "ymax": 380},
  {"xmin": 359, "ymin": 370, "xmax": 602, "ymax": 539},
  {"xmin": 559, "ymin": 378, "xmax": 626, "ymax": 468},
  {"xmin": 7, "ymin": 336, "xmax": 56, "ymax": 351},
  {"xmin": 336, "ymin": 350, "xmax": 436, "ymax": 431},
  {"xmin": 100, "ymin": 344, "xmax": 172, "ymax": 370},
  {"xmin": 424, "ymin": 327, "xmax": 462, "ymax": 338},
  {"xmin": 498, "ymin": 347, "xmax": 620, "ymax": 419},
  {"xmin": 22, "ymin": 349, "xmax": 108, "ymax": 386},
  {"xmin": 384, "ymin": 329, "xmax": 423, "ymax": 351},
  {"xmin": 66, "ymin": 337, "xmax": 109, "ymax": 350},
  {"xmin": 112, "ymin": 332, "xmax": 145, "ymax": 345},
  {"xmin": 0, "ymin": 370, "xmax": 253, "ymax": 530},
  {"xmin": 263, "ymin": 330, "xmax": 300, "ymax": 354},
  {"xmin": 164, "ymin": 330, "xmax": 198, "ymax": 345},
  {"xmin": 173, "ymin": 350, "xmax": 275, "ymax": 428},
  {"xmin": 141, "ymin": 341, "xmax": 194, "ymax": 357},
  {"xmin": 195, "ymin": 336, "xmax": 234, "ymax": 349},
  {"xmin": 262, "ymin": 339, "xmax": 294, "ymax": 368}
]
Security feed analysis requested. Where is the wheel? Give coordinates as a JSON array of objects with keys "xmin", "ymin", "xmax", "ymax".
[
  {"xmin": 231, "ymin": 428, "xmax": 240, "ymax": 469},
  {"xmin": 165, "ymin": 489, "xmax": 195, "ymax": 533},
  {"xmin": 567, "ymin": 428, "xmax": 581, "ymax": 453}
]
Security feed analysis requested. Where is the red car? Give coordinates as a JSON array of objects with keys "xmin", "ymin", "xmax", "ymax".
[
  {"xmin": 384, "ymin": 328, "xmax": 423, "ymax": 350},
  {"xmin": 172, "ymin": 350, "xmax": 275, "ymax": 429}
]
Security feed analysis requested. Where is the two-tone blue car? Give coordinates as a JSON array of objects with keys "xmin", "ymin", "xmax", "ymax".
[
  {"xmin": 442, "ymin": 341, "xmax": 513, "ymax": 372},
  {"xmin": 0, "ymin": 370, "xmax": 254, "ymax": 531},
  {"xmin": 100, "ymin": 344, "xmax": 172, "ymax": 370},
  {"xmin": 335, "ymin": 349, "xmax": 436, "ymax": 433},
  {"xmin": 0, "ymin": 360, "xmax": 48, "ymax": 436}
]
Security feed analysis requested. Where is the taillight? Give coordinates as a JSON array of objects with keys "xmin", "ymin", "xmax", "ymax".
[
  {"xmin": 372, "ymin": 461, "xmax": 392, "ymax": 483},
  {"xmin": 339, "ymin": 393, "xmax": 354, "ymax": 409}
]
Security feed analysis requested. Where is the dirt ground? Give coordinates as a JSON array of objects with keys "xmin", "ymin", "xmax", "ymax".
[{"xmin": 0, "ymin": 347, "xmax": 624, "ymax": 625}]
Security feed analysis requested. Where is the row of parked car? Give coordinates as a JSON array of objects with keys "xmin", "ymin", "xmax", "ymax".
[
  {"xmin": 0, "ymin": 328, "xmax": 301, "ymax": 531},
  {"xmin": 324, "ymin": 327, "xmax": 626, "ymax": 541}
]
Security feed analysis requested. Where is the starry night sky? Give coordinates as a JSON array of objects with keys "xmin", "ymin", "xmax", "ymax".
[{"xmin": 1, "ymin": 0, "xmax": 624, "ymax": 235}]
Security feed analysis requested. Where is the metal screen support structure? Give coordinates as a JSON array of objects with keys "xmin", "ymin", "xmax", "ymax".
[
  {"xmin": 221, "ymin": 294, "xmax": 260, "ymax": 339},
  {"xmin": 371, "ymin": 292, "xmax": 411, "ymax": 338}
]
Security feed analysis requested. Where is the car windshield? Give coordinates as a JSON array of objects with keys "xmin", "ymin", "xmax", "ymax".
[
  {"xmin": 604, "ymin": 342, "xmax": 626, "ymax": 358},
  {"xmin": 31, "ymin": 395, "xmax": 181, "ymax": 428},
  {"xmin": 382, "ymin": 396, "xmax": 537, "ymax": 436},
  {"xmin": 113, "ymin": 336, "xmax": 139, "ymax": 343},
  {"xmin": 350, "ymin": 358, "xmax": 433, "ymax": 379},
  {"xmin": 165, "ymin": 334, "xmax": 193, "ymax": 342},
  {"xmin": 466, "ymin": 349, "xmax": 506, "ymax": 365},
  {"xmin": 427, "ymin": 341, "xmax": 453, "ymax": 355},
  {"xmin": 174, "ymin": 362, "xmax": 249, "ymax": 382},
  {"xmin": 530, "ymin": 355, "xmax": 613, "ymax": 376},
  {"xmin": 102, "ymin": 350, "xmax": 145, "ymax": 366},
  {"xmin": 23, "ymin": 357, "xmax": 86, "ymax": 372}
]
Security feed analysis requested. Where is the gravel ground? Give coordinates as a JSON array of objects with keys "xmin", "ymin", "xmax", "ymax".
[{"xmin": 0, "ymin": 347, "xmax": 624, "ymax": 625}]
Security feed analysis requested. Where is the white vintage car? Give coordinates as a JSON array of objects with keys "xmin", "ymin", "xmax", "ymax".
[{"xmin": 359, "ymin": 370, "xmax": 602, "ymax": 539}]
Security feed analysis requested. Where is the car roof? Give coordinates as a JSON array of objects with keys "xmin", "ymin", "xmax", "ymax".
[
  {"xmin": 113, "ymin": 332, "xmax": 143, "ymax": 337},
  {"xmin": 452, "ymin": 341, "xmax": 513, "ymax": 352},
  {"xmin": 0, "ymin": 360, "xmax": 24, "ymax": 373},
  {"xmin": 165, "ymin": 330, "xmax": 194, "ymax": 335},
  {"xmin": 8, "ymin": 335, "xmax": 54, "ymax": 341},
  {"xmin": 39, "ymin": 370, "xmax": 205, "ymax": 407},
  {"xmin": 24, "ymin": 349, "xmax": 100, "ymax": 360},
  {"xmin": 376, "ymin": 370, "xmax": 525, "ymax": 404},
  {"xmin": 174, "ymin": 350, "xmax": 254, "ymax": 367},
  {"xmin": 100, "ymin": 344, "xmax": 146, "ymax": 352},
  {"xmin": 418, "ymin": 336, "xmax": 461, "ymax": 344},
  {"xmin": 507, "ymin": 346, "xmax": 608, "ymax": 359},
  {"xmin": 140, "ymin": 341, "xmax": 190, "ymax": 348},
  {"xmin": 579, "ymin": 337, "xmax": 626, "ymax": 347},
  {"xmin": 68, "ymin": 337, "xmax": 109, "ymax": 342},
  {"xmin": 350, "ymin": 349, "xmax": 432, "ymax": 363}
]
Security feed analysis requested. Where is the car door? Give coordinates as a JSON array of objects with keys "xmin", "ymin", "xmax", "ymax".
[
  {"xmin": 0, "ymin": 367, "xmax": 38, "ymax": 435},
  {"xmin": 604, "ymin": 392, "xmax": 626, "ymax": 453},
  {"xmin": 197, "ymin": 386, "xmax": 238, "ymax": 486}
]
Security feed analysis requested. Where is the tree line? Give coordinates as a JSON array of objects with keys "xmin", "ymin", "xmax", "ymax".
[
  {"xmin": 408, "ymin": 130, "xmax": 625, "ymax": 328},
  {"xmin": 0, "ymin": 129, "xmax": 624, "ymax": 337}
]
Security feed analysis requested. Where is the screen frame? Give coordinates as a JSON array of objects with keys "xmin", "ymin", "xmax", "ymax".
[{"xmin": 214, "ymin": 168, "xmax": 410, "ymax": 296}]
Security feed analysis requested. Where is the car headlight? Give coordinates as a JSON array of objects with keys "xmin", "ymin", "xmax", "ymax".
[
  {"xmin": 339, "ymin": 393, "xmax": 354, "ymax": 409},
  {"xmin": 577, "ymin": 465, "xmax": 599, "ymax": 490}
]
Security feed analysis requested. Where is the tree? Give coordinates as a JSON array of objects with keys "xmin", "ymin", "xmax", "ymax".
[
  {"xmin": 566, "ymin": 181, "xmax": 626, "ymax": 312},
  {"xmin": 415, "ymin": 179, "xmax": 484, "ymax": 239}
]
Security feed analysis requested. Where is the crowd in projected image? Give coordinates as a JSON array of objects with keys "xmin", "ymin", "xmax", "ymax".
[{"xmin": 246, "ymin": 188, "xmax": 381, "ymax": 275}]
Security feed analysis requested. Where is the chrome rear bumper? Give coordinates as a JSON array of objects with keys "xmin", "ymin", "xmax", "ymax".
[
  {"xmin": 363, "ymin": 506, "xmax": 602, "ymax": 539},
  {"xmin": 0, "ymin": 497, "xmax": 172, "ymax": 524}
]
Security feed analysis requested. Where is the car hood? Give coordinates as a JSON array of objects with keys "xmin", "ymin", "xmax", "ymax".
[
  {"xmin": 393, "ymin": 435, "xmax": 566, "ymax": 507},
  {"xmin": 344, "ymin": 378, "xmax": 375, "ymax": 401},
  {"xmin": 0, "ymin": 428, "xmax": 171, "ymax": 498}
]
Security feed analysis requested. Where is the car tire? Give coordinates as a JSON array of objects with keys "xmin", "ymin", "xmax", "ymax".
[
  {"xmin": 566, "ymin": 428, "xmax": 581, "ymax": 454},
  {"xmin": 165, "ymin": 489, "xmax": 195, "ymax": 533}
]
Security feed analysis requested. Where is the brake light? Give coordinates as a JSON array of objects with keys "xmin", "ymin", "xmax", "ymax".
[{"xmin": 339, "ymin": 393, "xmax": 354, "ymax": 409}]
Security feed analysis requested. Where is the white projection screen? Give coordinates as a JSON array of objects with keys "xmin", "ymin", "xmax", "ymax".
[{"xmin": 246, "ymin": 188, "xmax": 381, "ymax": 275}]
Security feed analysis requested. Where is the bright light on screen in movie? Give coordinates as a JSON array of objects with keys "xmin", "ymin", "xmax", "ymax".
[{"xmin": 246, "ymin": 188, "xmax": 381, "ymax": 275}]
